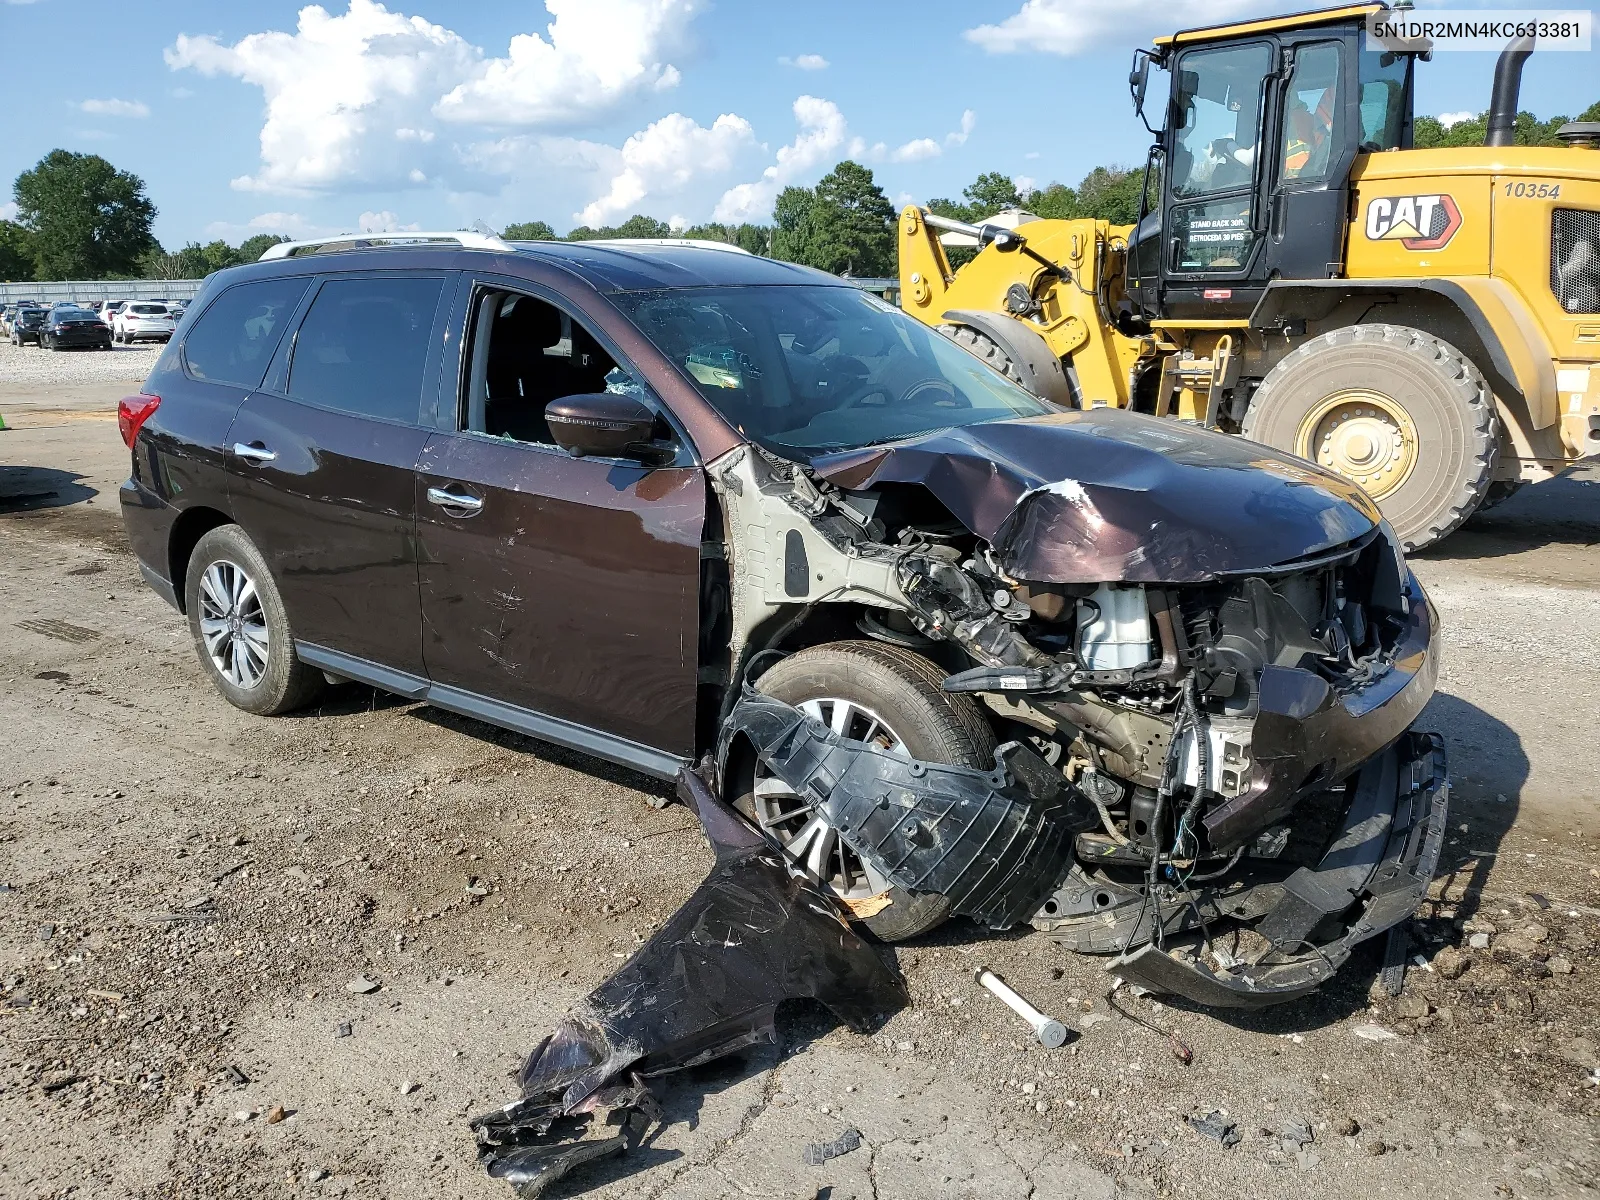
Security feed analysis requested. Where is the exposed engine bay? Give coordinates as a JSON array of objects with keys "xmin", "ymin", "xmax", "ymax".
[
  {"xmin": 697, "ymin": 409, "xmax": 1446, "ymax": 1006},
  {"xmin": 478, "ymin": 409, "xmax": 1448, "ymax": 1195}
]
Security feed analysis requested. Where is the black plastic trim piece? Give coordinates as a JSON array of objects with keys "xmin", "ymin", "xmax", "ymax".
[{"xmin": 137, "ymin": 561, "xmax": 180, "ymax": 611}]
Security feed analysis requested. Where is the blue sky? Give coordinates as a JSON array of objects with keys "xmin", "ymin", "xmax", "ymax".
[{"xmin": 1, "ymin": 0, "xmax": 1594, "ymax": 248}]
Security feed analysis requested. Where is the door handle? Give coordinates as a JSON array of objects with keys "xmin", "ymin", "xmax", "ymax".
[
  {"xmin": 233, "ymin": 442, "xmax": 277, "ymax": 463},
  {"xmin": 426, "ymin": 486, "xmax": 484, "ymax": 514}
]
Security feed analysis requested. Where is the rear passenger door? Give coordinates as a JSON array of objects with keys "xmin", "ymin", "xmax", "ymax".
[{"xmin": 225, "ymin": 271, "xmax": 454, "ymax": 679}]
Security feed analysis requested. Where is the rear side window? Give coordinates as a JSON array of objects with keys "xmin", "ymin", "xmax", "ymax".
[
  {"xmin": 286, "ymin": 277, "xmax": 443, "ymax": 423},
  {"xmin": 183, "ymin": 278, "xmax": 311, "ymax": 388},
  {"xmin": 129, "ymin": 304, "xmax": 167, "ymax": 315}
]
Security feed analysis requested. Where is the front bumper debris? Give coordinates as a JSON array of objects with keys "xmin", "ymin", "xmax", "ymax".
[
  {"xmin": 470, "ymin": 764, "xmax": 906, "ymax": 1197},
  {"xmin": 719, "ymin": 690, "xmax": 1099, "ymax": 929},
  {"xmin": 1111, "ymin": 730, "xmax": 1448, "ymax": 1007}
]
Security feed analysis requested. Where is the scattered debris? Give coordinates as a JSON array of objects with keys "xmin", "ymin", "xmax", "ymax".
[
  {"xmin": 1433, "ymin": 946, "xmax": 1469, "ymax": 979},
  {"xmin": 1186, "ymin": 1111, "xmax": 1241, "ymax": 1148},
  {"xmin": 975, "ymin": 968, "xmax": 1069, "ymax": 1048},
  {"xmin": 37, "ymin": 924, "xmax": 54, "ymax": 940},
  {"xmin": 334, "ymin": 1022, "xmax": 352, "ymax": 1039},
  {"xmin": 224, "ymin": 1065, "xmax": 250, "ymax": 1086},
  {"xmin": 1078, "ymin": 1012, "xmax": 1110, "ymax": 1030},
  {"xmin": 1106, "ymin": 984, "xmax": 1194, "ymax": 1064},
  {"xmin": 401, "ymin": 1080, "xmax": 421, "ymax": 1095},
  {"xmin": 1278, "ymin": 1120, "xmax": 1314, "ymax": 1149},
  {"xmin": 1334, "ymin": 1117, "xmax": 1361, "ymax": 1137},
  {"xmin": 266, "ymin": 1105, "xmax": 287, "ymax": 1124},
  {"xmin": 802, "ymin": 1127, "xmax": 864, "ymax": 1166},
  {"xmin": 41, "ymin": 1074, "xmax": 84, "ymax": 1094},
  {"xmin": 1353, "ymin": 1024, "xmax": 1399, "ymax": 1042},
  {"xmin": 1365, "ymin": 1139, "xmax": 1389, "ymax": 1156},
  {"xmin": 346, "ymin": 976, "xmax": 381, "ymax": 995},
  {"xmin": 469, "ymin": 766, "xmax": 905, "ymax": 1198},
  {"xmin": 1469, "ymin": 932, "xmax": 1491, "ymax": 950}
]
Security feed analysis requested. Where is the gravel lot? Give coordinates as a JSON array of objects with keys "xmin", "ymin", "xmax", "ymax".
[
  {"xmin": 2, "ymin": 349, "xmax": 1598, "ymax": 1200},
  {"xmin": 0, "ymin": 340, "xmax": 162, "ymax": 388}
]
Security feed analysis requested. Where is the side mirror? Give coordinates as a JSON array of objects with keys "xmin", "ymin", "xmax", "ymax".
[
  {"xmin": 545, "ymin": 392, "xmax": 661, "ymax": 460},
  {"xmin": 1129, "ymin": 54, "xmax": 1150, "ymax": 116}
]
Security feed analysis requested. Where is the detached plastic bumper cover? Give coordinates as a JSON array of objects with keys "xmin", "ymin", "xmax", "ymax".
[
  {"xmin": 470, "ymin": 765, "xmax": 905, "ymax": 1197},
  {"xmin": 1112, "ymin": 730, "xmax": 1448, "ymax": 1008}
]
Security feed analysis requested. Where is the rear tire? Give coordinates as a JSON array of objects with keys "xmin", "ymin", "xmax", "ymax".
[
  {"xmin": 1242, "ymin": 324, "xmax": 1497, "ymax": 551},
  {"xmin": 184, "ymin": 525, "xmax": 325, "ymax": 717},
  {"xmin": 734, "ymin": 640, "xmax": 997, "ymax": 942}
]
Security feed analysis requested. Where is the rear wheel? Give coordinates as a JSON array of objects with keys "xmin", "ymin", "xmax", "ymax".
[
  {"xmin": 1242, "ymin": 324, "xmax": 1497, "ymax": 551},
  {"xmin": 184, "ymin": 525, "xmax": 324, "ymax": 716},
  {"xmin": 732, "ymin": 640, "xmax": 997, "ymax": 942}
]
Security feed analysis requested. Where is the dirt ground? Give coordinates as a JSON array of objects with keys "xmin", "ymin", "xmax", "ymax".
[{"xmin": 1, "ymin": 341, "xmax": 1597, "ymax": 1200}]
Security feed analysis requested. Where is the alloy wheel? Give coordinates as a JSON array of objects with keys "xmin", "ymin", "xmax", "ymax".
[
  {"xmin": 750, "ymin": 696, "xmax": 901, "ymax": 899},
  {"xmin": 198, "ymin": 559, "xmax": 270, "ymax": 689}
]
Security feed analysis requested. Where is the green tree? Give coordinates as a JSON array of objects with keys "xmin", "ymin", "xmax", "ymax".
[
  {"xmin": 680, "ymin": 222, "xmax": 772, "ymax": 254},
  {"xmin": 13, "ymin": 150, "xmax": 157, "ymax": 278},
  {"xmin": 236, "ymin": 233, "xmax": 289, "ymax": 262},
  {"xmin": 928, "ymin": 171, "xmax": 1026, "ymax": 223},
  {"xmin": 1414, "ymin": 100, "xmax": 1599, "ymax": 149},
  {"xmin": 772, "ymin": 161, "xmax": 895, "ymax": 275},
  {"xmin": 0, "ymin": 220, "xmax": 34, "ymax": 281},
  {"xmin": 502, "ymin": 220, "xmax": 556, "ymax": 240}
]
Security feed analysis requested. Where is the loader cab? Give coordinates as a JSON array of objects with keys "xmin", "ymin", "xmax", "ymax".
[{"xmin": 1126, "ymin": 8, "xmax": 1415, "ymax": 321}]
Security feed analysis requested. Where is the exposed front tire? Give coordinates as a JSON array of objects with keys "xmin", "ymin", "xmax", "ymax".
[
  {"xmin": 1242, "ymin": 324, "xmax": 1497, "ymax": 551},
  {"xmin": 184, "ymin": 525, "xmax": 325, "ymax": 716},
  {"xmin": 732, "ymin": 640, "xmax": 997, "ymax": 942}
]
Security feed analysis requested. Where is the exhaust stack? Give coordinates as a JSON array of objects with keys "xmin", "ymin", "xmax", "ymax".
[{"xmin": 1485, "ymin": 34, "xmax": 1535, "ymax": 147}]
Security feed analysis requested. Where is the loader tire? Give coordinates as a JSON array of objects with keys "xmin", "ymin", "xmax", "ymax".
[
  {"xmin": 938, "ymin": 324, "xmax": 1030, "ymax": 390},
  {"xmin": 1242, "ymin": 323, "xmax": 1498, "ymax": 552},
  {"xmin": 733, "ymin": 640, "xmax": 997, "ymax": 943}
]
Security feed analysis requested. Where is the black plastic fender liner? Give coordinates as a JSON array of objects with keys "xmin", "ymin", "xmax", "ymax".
[
  {"xmin": 720, "ymin": 691, "xmax": 1097, "ymax": 930},
  {"xmin": 1110, "ymin": 731, "xmax": 1448, "ymax": 1009},
  {"xmin": 470, "ymin": 765, "xmax": 907, "ymax": 1196}
]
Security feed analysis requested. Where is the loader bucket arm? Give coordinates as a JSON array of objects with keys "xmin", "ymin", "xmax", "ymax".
[{"xmin": 898, "ymin": 207, "xmax": 954, "ymax": 319}]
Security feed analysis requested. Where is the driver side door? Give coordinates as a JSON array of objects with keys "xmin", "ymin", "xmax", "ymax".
[{"xmin": 415, "ymin": 279, "xmax": 705, "ymax": 770}]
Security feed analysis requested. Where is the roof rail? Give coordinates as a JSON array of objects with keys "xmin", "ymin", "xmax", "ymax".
[
  {"xmin": 257, "ymin": 231, "xmax": 512, "ymax": 260},
  {"xmin": 586, "ymin": 238, "xmax": 753, "ymax": 255}
]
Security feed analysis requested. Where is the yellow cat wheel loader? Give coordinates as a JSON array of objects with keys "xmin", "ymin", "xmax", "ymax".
[{"xmin": 899, "ymin": 3, "xmax": 1600, "ymax": 550}]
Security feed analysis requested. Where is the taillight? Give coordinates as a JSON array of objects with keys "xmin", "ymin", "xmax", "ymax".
[{"xmin": 118, "ymin": 393, "xmax": 160, "ymax": 449}]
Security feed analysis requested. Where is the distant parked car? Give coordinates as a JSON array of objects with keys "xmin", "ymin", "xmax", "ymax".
[
  {"xmin": 99, "ymin": 300, "xmax": 131, "ymax": 328},
  {"xmin": 114, "ymin": 302, "xmax": 177, "ymax": 345},
  {"xmin": 41, "ymin": 304, "xmax": 112, "ymax": 350},
  {"xmin": 9, "ymin": 305, "xmax": 47, "ymax": 345}
]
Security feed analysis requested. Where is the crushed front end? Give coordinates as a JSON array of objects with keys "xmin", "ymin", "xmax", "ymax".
[{"xmin": 709, "ymin": 411, "xmax": 1450, "ymax": 1007}]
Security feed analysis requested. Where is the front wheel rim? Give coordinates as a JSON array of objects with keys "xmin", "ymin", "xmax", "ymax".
[
  {"xmin": 1295, "ymin": 389, "xmax": 1420, "ymax": 500},
  {"xmin": 198, "ymin": 559, "xmax": 269, "ymax": 689},
  {"xmin": 752, "ymin": 697, "xmax": 901, "ymax": 900}
]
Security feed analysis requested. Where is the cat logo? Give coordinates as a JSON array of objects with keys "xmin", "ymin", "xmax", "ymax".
[{"xmin": 1364, "ymin": 194, "xmax": 1462, "ymax": 251}]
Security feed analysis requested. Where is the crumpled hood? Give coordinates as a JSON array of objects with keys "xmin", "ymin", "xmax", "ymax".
[{"xmin": 809, "ymin": 409, "xmax": 1382, "ymax": 584}]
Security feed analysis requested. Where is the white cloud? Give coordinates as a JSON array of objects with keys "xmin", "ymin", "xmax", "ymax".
[
  {"xmin": 0, "ymin": 201, "xmax": 18, "ymax": 221},
  {"xmin": 167, "ymin": 0, "xmax": 480, "ymax": 194},
  {"xmin": 890, "ymin": 137, "xmax": 941, "ymax": 164},
  {"xmin": 1012, "ymin": 174, "xmax": 1037, "ymax": 195},
  {"xmin": 779, "ymin": 53, "xmax": 829, "ymax": 70},
  {"xmin": 578, "ymin": 112, "xmax": 756, "ymax": 225},
  {"xmin": 714, "ymin": 95, "xmax": 848, "ymax": 222},
  {"xmin": 202, "ymin": 211, "xmax": 336, "ymax": 241},
  {"xmin": 434, "ymin": 0, "xmax": 700, "ymax": 126},
  {"xmin": 945, "ymin": 109, "xmax": 976, "ymax": 147},
  {"xmin": 966, "ymin": 0, "xmax": 1265, "ymax": 56},
  {"xmin": 1437, "ymin": 110, "xmax": 1477, "ymax": 129},
  {"xmin": 358, "ymin": 210, "xmax": 420, "ymax": 232},
  {"xmin": 170, "ymin": 86, "xmax": 194, "ymax": 100},
  {"xmin": 79, "ymin": 98, "xmax": 150, "ymax": 118},
  {"xmin": 1024, "ymin": 151, "xmax": 1041, "ymax": 160}
]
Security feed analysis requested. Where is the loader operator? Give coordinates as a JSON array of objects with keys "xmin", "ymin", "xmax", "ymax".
[{"xmin": 1283, "ymin": 82, "xmax": 1336, "ymax": 178}]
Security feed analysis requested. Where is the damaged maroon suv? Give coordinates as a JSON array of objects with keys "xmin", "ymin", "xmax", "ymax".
[{"xmin": 120, "ymin": 233, "xmax": 1445, "ymax": 1188}]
